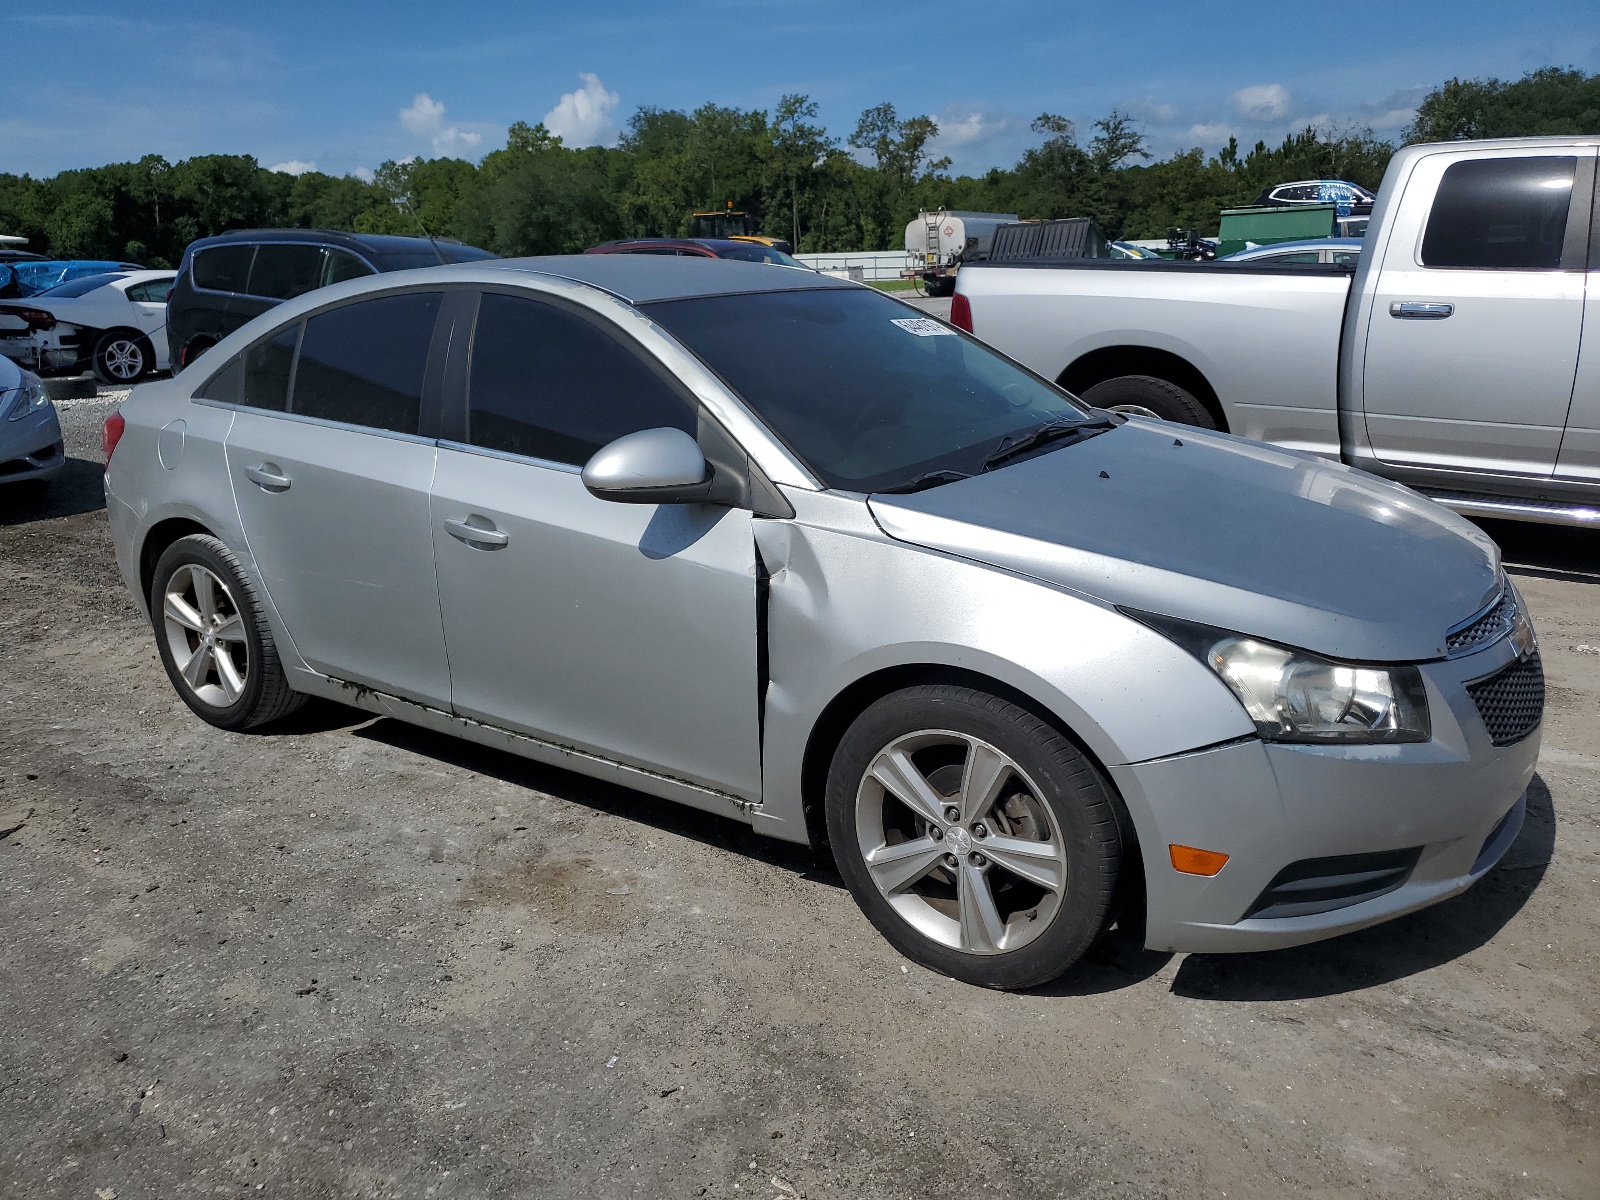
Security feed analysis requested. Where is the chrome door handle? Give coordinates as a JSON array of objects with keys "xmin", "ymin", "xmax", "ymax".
[
  {"xmin": 1389, "ymin": 301, "xmax": 1454, "ymax": 320},
  {"xmin": 443, "ymin": 516, "xmax": 509, "ymax": 549},
  {"xmin": 245, "ymin": 463, "xmax": 291, "ymax": 491}
]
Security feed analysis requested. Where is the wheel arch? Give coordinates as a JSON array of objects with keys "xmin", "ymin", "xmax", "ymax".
[
  {"xmin": 798, "ymin": 663, "xmax": 1145, "ymax": 926},
  {"xmin": 1058, "ymin": 345, "xmax": 1226, "ymax": 431},
  {"xmin": 139, "ymin": 516, "xmax": 214, "ymax": 607}
]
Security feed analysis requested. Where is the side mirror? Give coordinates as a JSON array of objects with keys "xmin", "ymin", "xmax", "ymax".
[{"xmin": 581, "ymin": 427, "xmax": 714, "ymax": 504}]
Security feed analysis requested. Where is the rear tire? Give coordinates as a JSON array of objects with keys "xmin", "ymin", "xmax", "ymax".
[
  {"xmin": 150, "ymin": 534, "xmax": 305, "ymax": 731},
  {"xmin": 1081, "ymin": 374, "xmax": 1216, "ymax": 429},
  {"xmin": 825, "ymin": 684, "xmax": 1123, "ymax": 990},
  {"xmin": 92, "ymin": 329, "xmax": 154, "ymax": 385}
]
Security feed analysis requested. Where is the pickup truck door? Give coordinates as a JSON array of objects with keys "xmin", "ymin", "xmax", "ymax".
[
  {"xmin": 1360, "ymin": 148, "xmax": 1595, "ymax": 478},
  {"xmin": 1555, "ymin": 190, "xmax": 1600, "ymax": 484}
]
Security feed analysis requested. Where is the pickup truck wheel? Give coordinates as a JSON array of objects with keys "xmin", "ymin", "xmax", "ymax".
[
  {"xmin": 826, "ymin": 684, "xmax": 1123, "ymax": 990},
  {"xmin": 1081, "ymin": 375, "xmax": 1216, "ymax": 429}
]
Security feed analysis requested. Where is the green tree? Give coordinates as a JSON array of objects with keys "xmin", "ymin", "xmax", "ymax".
[{"xmin": 1407, "ymin": 67, "xmax": 1600, "ymax": 142}]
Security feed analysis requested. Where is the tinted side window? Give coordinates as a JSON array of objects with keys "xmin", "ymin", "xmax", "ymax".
[
  {"xmin": 196, "ymin": 355, "xmax": 243, "ymax": 403},
  {"xmin": 1421, "ymin": 156, "xmax": 1575, "ymax": 269},
  {"xmin": 323, "ymin": 249, "xmax": 375, "ymax": 285},
  {"xmin": 291, "ymin": 292, "xmax": 441, "ymax": 434},
  {"xmin": 247, "ymin": 244, "xmax": 325, "ymax": 300},
  {"xmin": 243, "ymin": 325, "xmax": 299, "ymax": 412},
  {"xmin": 467, "ymin": 293, "xmax": 696, "ymax": 466},
  {"xmin": 192, "ymin": 244, "xmax": 254, "ymax": 293}
]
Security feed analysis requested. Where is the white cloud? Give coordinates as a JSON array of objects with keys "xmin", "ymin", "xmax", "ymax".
[
  {"xmin": 542, "ymin": 72, "xmax": 620, "ymax": 148},
  {"xmin": 1186, "ymin": 122, "xmax": 1235, "ymax": 143},
  {"xmin": 399, "ymin": 92, "xmax": 485, "ymax": 156},
  {"xmin": 352, "ymin": 166, "xmax": 376, "ymax": 183},
  {"xmin": 269, "ymin": 159, "xmax": 316, "ymax": 175},
  {"xmin": 1233, "ymin": 83, "xmax": 1290, "ymax": 120}
]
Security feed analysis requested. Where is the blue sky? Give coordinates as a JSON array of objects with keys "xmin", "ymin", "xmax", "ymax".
[{"xmin": 4, "ymin": 1, "xmax": 1598, "ymax": 180}]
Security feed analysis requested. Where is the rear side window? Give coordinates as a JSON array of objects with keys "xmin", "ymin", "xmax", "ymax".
[
  {"xmin": 1421, "ymin": 156, "xmax": 1576, "ymax": 269},
  {"xmin": 466, "ymin": 292, "xmax": 696, "ymax": 466},
  {"xmin": 247, "ymin": 244, "xmax": 325, "ymax": 300},
  {"xmin": 192, "ymin": 244, "xmax": 254, "ymax": 293},
  {"xmin": 126, "ymin": 278, "xmax": 174, "ymax": 303},
  {"xmin": 196, "ymin": 355, "xmax": 243, "ymax": 404},
  {"xmin": 243, "ymin": 325, "xmax": 299, "ymax": 412},
  {"xmin": 291, "ymin": 292, "xmax": 441, "ymax": 434},
  {"xmin": 323, "ymin": 250, "xmax": 374, "ymax": 285}
]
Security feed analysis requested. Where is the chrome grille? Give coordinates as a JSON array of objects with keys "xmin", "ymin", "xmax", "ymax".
[
  {"xmin": 1447, "ymin": 593, "xmax": 1514, "ymax": 656},
  {"xmin": 1465, "ymin": 652, "xmax": 1544, "ymax": 747}
]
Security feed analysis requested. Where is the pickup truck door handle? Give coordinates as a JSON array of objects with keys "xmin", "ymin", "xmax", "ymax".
[
  {"xmin": 443, "ymin": 516, "xmax": 509, "ymax": 549},
  {"xmin": 1389, "ymin": 301, "xmax": 1455, "ymax": 320},
  {"xmin": 244, "ymin": 463, "xmax": 292, "ymax": 492}
]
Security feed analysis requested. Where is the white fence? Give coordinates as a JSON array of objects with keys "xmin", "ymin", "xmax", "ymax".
[{"xmin": 795, "ymin": 250, "xmax": 910, "ymax": 282}]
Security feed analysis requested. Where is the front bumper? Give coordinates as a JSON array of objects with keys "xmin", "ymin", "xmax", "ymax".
[
  {"xmin": 0, "ymin": 404, "xmax": 66, "ymax": 484},
  {"xmin": 1110, "ymin": 634, "xmax": 1540, "ymax": 954}
]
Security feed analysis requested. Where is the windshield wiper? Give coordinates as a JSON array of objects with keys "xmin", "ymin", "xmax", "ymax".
[
  {"xmin": 980, "ymin": 416, "xmax": 1117, "ymax": 473},
  {"xmin": 874, "ymin": 469, "xmax": 973, "ymax": 495}
]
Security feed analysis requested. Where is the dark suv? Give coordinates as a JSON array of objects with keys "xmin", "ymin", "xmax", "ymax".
[{"xmin": 166, "ymin": 229, "xmax": 496, "ymax": 371}]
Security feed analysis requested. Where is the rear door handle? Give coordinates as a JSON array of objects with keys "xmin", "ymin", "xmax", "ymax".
[
  {"xmin": 1389, "ymin": 301, "xmax": 1454, "ymax": 320},
  {"xmin": 245, "ymin": 462, "xmax": 292, "ymax": 491},
  {"xmin": 443, "ymin": 516, "xmax": 509, "ymax": 549}
]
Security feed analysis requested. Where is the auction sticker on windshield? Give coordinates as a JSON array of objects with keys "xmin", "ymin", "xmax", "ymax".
[{"xmin": 890, "ymin": 317, "xmax": 955, "ymax": 337}]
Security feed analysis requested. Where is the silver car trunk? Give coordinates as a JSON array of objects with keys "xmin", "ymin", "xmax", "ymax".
[{"xmin": 867, "ymin": 420, "xmax": 1501, "ymax": 663}]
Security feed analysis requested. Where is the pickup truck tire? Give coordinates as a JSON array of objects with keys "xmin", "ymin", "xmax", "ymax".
[
  {"xmin": 826, "ymin": 684, "xmax": 1122, "ymax": 990},
  {"xmin": 1081, "ymin": 375, "xmax": 1216, "ymax": 429}
]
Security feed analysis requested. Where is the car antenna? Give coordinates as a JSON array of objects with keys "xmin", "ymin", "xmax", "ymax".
[{"xmin": 396, "ymin": 195, "xmax": 448, "ymax": 266}]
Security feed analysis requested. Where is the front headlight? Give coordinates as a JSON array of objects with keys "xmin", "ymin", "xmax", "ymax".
[
  {"xmin": 4, "ymin": 370, "xmax": 49, "ymax": 422},
  {"xmin": 1131, "ymin": 612, "xmax": 1430, "ymax": 744}
]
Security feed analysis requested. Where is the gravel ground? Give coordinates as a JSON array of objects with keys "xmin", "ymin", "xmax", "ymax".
[{"xmin": 1, "ymin": 384, "xmax": 1597, "ymax": 1199}]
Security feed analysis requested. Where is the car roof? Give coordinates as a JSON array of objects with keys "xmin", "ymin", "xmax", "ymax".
[
  {"xmin": 488, "ymin": 255, "xmax": 843, "ymax": 302},
  {"xmin": 109, "ymin": 269, "xmax": 178, "ymax": 285},
  {"xmin": 183, "ymin": 229, "xmax": 494, "ymax": 259}
]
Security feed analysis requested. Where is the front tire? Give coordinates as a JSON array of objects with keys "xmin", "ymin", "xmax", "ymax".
[
  {"xmin": 92, "ymin": 329, "xmax": 153, "ymax": 385},
  {"xmin": 1081, "ymin": 374, "xmax": 1216, "ymax": 429},
  {"xmin": 826, "ymin": 684, "xmax": 1123, "ymax": 990},
  {"xmin": 150, "ymin": 534, "xmax": 305, "ymax": 731}
]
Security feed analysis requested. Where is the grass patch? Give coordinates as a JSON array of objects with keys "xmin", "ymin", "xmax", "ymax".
[{"xmin": 867, "ymin": 279, "xmax": 919, "ymax": 292}]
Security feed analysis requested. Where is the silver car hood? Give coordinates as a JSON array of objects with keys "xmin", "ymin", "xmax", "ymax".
[{"xmin": 867, "ymin": 420, "xmax": 1501, "ymax": 663}]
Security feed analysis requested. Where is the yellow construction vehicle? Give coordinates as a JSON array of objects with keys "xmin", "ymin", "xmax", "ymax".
[{"xmin": 687, "ymin": 203, "xmax": 792, "ymax": 254}]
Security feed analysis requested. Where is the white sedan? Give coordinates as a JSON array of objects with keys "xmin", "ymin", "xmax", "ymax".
[{"xmin": 0, "ymin": 270, "xmax": 176, "ymax": 383}]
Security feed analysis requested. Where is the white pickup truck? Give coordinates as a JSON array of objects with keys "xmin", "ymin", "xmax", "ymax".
[{"xmin": 953, "ymin": 136, "xmax": 1600, "ymax": 527}]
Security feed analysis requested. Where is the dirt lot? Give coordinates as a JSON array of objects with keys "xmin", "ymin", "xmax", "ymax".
[{"xmin": 2, "ymin": 389, "xmax": 1598, "ymax": 1200}]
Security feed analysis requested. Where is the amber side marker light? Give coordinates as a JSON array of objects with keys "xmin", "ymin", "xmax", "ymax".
[{"xmin": 1169, "ymin": 844, "xmax": 1230, "ymax": 876}]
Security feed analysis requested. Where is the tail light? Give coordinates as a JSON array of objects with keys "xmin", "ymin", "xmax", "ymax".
[
  {"xmin": 950, "ymin": 291, "xmax": 972, "ymax": 332},
  {"xmin": 102, "ymin": 410, "xmax": 126, "ymax": 462},
  {"xmin": 0, "ymin": 305, "xmax": 57, "ymax": 332}
]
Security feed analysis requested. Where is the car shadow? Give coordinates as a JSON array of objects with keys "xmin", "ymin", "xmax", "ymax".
[
  {"xmin": 1167, "ymin": 774, "xmax": 1555, "ymax": 1002},
  {"xmin": 350, "ymin": 716, "xmax": 843, "ymax": 890},
  {"xmin": 0, "ymin": 456, "xmax": 107, "ymax": 526}
]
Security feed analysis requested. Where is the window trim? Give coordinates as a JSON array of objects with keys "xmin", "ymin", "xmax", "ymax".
[
  {"xmin": 188, "ymin": 240, "xmax": 381, "ymax": 301},
  {"xmin": 1415, "ymin": 151, "xmax": 1596, "ymax": 273}
]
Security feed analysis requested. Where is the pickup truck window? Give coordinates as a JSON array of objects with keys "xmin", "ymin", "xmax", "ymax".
[
  {"xmin": 645, "ymin": 287, "xmax": 1093, "ymax": 492},
  {"xmin": 1421, "ymin": 156, "xmax": 1575, "ymax": 270}
]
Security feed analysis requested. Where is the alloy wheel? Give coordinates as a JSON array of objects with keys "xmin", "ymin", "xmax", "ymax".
[
  {"xmin": 161, "ymin": 563, "xmax": 249, "ymax": 708},
  {"xmin": 103, "ymin": 338, "xmax": 145, "ymax": 381},
  {"xmin": 854, "ymin": 729, "xmax": 1067, "ymax": 955},
  {"xmin": 1107, "ymin": 403, "xmax": 1161, "ymax": 419}
]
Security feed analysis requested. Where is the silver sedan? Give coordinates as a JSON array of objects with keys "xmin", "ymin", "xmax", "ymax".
[{"xmin": 103, "ymin": 257, "xmax": 1540, "ymax": 989}]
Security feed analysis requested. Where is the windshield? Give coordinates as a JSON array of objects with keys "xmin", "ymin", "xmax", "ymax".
[
  {"xmin": 643, "ymin": 287, "xmax": 1094, "ymax": 491},
  {"xmin": 37, "ymin": 272, "xmax": 128, "ymax": 298}
]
